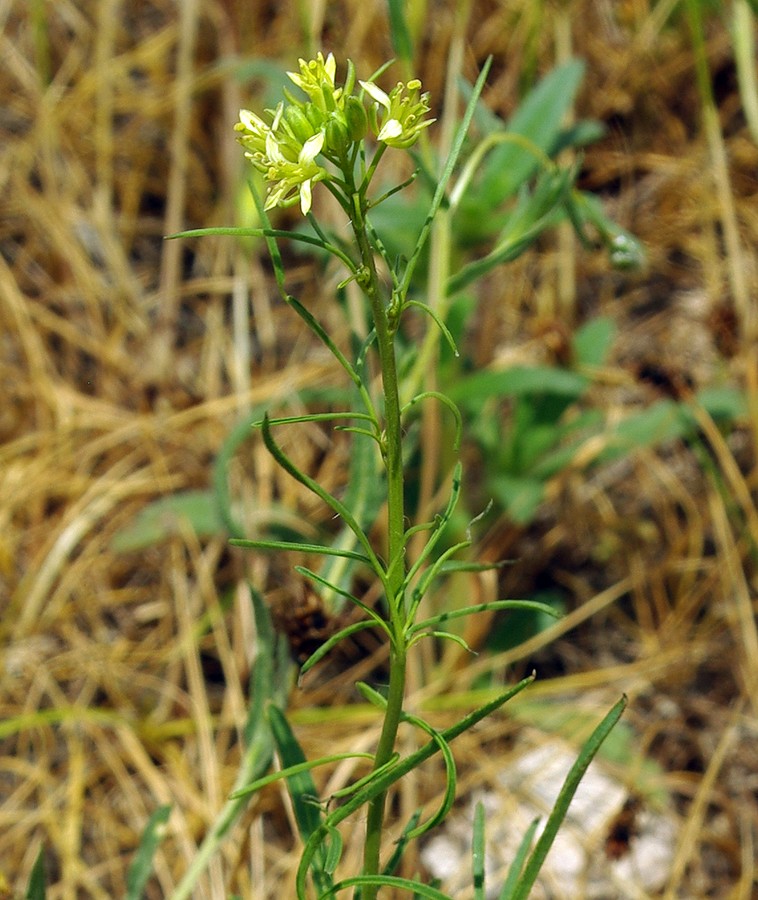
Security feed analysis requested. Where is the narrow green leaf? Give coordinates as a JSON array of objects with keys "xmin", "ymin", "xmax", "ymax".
[
  {"xmin": 447, "ymin": 366, "xmax": 589, "ymax": 410},
  {"xmin": 268, "ymin": 705, "xmax": 334, "ymax": 896},
  {"xmin": 403, "ymin": 390, "xmax": 463, "ymax": 452},
  {"xmin": 268, "ymin": 705, "xmax": 324, "ymax": 841},
  {"xmin": 330, "ymin": 754, "xmax": 399, "ymax": 800},
  {"xmin": 255, "ymin": 411, "xmax": 377, "ymax": 428},
  {"xmin": 259, "ymin": 415, "xmax": 385, "ymax": 580},
  {"xmin": 323, "ymin": 825, "xmax": 343, "ymax": 874},
  {"xmin": 509, "ymin": 696, "xmax": 627, "ymax": 900},
  {"xmin": 299, "ymin": 619, "xmax": 389, "ymax": 676},
  {"xmin": 169, "ymin": 223, "xmax": 357, "ymax": 273},
  {"xmin": 383, "ymin": 811, "xmax": 423, "ymax": 877},
  {"xmin": 230, "ymin": 538, "xmax": 372, "ymax": 564},
  {"xmin": 476, "ymin": 60, "xmax": 586, "ymax": 203},
  {"xmin": 286, "ymin": 298, "xmax": 365, "ymax": 389},
  {"xmin": 571, "ymin": 316, "xmax": 617, "ymax": 368},
  {"xmin": 498, "ymin": 819, "xmax": 539, "ymax": 900},
  {"xmin": 125, "ymin": 805, "xmax": 171, "ymax": 900},
  {"xmin": 318, "ymin": 874, "xmax": 455, "ymax": 899},
  {"xmin": 405, "ymin": 302, "xmax": 460, "ymax": 357},
  {"xmin": 409, "ymin": 599, "xmax": 560, "ymax": 637},
  {"xmin": 401, "ymin": 715, "xmax": 456, "ymax": 840},
  {"xmin": 294, "ymin": 566, "xmax": 384, "ymax": 622},
  {"xmin": 404, "ymin": 462, "xmax": 463, "ymax": 590},
  {"xmin": 472, "ymin": 801, "xmax": 486, "ymax": 900},
  {"xmin": 110, "ymin": 491, "xmax": 224, "ymax": 552},
  {"xmin": 24, "ymin": 847, "xmax": 46, "ymax": 900},
  {"xmin": 386, "ymin": 0, "xmax": 414, "ymax": 62},
  {"xmin": 295, "ymin": 675, "xmax": 536, "ymax": 897},
  {"xmin": 401, "ymin": 57, "xmax": 493, "ymax": 294},
  {"xmin": 230, "ymin": 751, "xmax": 374, "ymax": 800}
]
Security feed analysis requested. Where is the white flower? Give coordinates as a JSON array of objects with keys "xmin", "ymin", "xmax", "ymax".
[
  {"xmin": 360, "ymin": 78, "xmax": 434, "ymax": 148},
  {"xmin": 264, "ymin": 131, "xmax": 326, "ymax": 215}
]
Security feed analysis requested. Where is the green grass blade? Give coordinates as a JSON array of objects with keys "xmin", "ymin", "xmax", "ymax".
[
  {"xmin": 509, "ymin": 696, "xmax": 627, "ymax": 900},
  {"xmin": 268, "ymin": 704, "xmax": 334, "ymax": 895},
  {"xmin": 386, "ymin": 0, "xmax": 414, "ymax": 63},
  {"xmin": 169, "ymin": 588, "xmax": 288, "ymax": 900},
  {"xmin": 24, "ymin": 847, "xmax": 46, "ymax": 900},
  {"xmin": 472, "ymin": 801, "xmax": 486, "ymax": 900},
  {"xmin": 125, "ymin": 805, "xmax": 171, "ymax": 900},
  {"xmin": 498, "ymin": 819, "xmax": 539, "ymax": 900},
  {"xmin": 382, "ymin": 811, "xmax": 422, "ymax": 877}
]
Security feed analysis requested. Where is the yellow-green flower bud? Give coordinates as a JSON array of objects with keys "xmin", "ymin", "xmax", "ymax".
[
  {"xmin": 344, "ymin": 96, "xmax": 367, "ymax": 141},
  {"xmin": 305, "ymin": 103, "xmax": 324, "ymax": 131},
  {"xmin": 325, "ymin": 114, "xmax": 350, "ymax": 156},
  {"xmin": 284, "ymin": 104, "xmax": 317, "ymax": 144}
]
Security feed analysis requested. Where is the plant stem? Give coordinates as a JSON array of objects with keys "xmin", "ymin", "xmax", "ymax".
[{"xmin": 349, "ymin": 183, "xmax": 408, "ymax": 900}]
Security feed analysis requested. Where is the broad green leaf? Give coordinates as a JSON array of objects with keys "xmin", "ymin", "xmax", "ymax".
[
  {"xmin": 490, "ymin": 474, "xmax": 545, "ymax": 525},
  {"xmin": 110, "ymin": 491, "xmax": 224, "ymax": 552},
  {"xmin": 469, "ymin": 60, "xmax": 586, "ymax": 208},
  {"xmin": 448, "ymin": 366, "xmax": 589, "ymax": 411},
  {"xmin": 571, "ymin": 316, "xmax": 617, "ymax": 368}
]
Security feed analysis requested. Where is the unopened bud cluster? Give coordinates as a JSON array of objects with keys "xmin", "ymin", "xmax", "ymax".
[{"xmin": 235, "ymin": 52, "xmax": 433, "ymax": 215}]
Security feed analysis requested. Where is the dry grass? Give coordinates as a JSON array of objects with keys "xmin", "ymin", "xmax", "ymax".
[{"xmin": 1, "ymin": 1, "xmax": 757, "ymax": 897}]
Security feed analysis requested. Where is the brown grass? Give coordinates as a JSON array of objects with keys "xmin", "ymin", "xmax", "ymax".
[{"xmin": 1, "ymin": 1, "xmax": 757, "ymax": 897}]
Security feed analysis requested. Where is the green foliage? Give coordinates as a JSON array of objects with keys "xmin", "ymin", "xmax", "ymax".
[
  {"xmin": 112, "ymin": 38, "xmax": 670, "ymax": 899},
  {"xmin": 125, "ymin": 806, "xmax": 171, "ymax": 900},
  {"xmin": 24, "ymin": 849, "xmax": 46, "ymax": 900}
]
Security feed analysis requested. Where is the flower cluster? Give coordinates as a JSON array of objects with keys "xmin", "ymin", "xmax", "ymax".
[
  {"xmin": 235, "ymin": 52, "xmax": 434, "ymax": 215},
  {"xmin": 360, "ymin": 78, "xmax": 433, "ymax": 149}
]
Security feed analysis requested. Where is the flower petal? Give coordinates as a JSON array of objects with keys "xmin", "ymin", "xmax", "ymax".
[
  {"xmin": 377, "ymin": 119, "xmax": 402, "ymax": 141},
  {"xmin": 324, "ymin": 53, "xmax": 336, "ymax": 83},
  {"xmin": 359, "ymin": 80, "xmax": 390, "ymax": 110},
  {"xmin": 299, "ymin": 131, "xmax": 325, "ymax": 164},
  {"xmin": 299, "ymin": 179, "xmax": 313, "ymax": 215}
]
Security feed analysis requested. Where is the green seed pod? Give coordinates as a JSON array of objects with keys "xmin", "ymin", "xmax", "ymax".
[{"xmin": 344, "ymin": 96, "xmax": 367, "ymax": 141}]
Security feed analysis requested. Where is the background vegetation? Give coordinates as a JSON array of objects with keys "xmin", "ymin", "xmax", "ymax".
[{"xmin": 1, "ymin": 0, "xmax": 756, "ymax": 897}]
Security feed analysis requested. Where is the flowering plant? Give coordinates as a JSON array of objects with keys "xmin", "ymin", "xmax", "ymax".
[
  {"xmin": 170, "ymin": 53, "xmax": 626, "ymax": 900},
  {"xmin": 234, "ymin": 51, "xmax": 432, "ymax": 214}
]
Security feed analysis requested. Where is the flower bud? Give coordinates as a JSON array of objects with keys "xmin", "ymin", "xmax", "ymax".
[
  {"xmin": 325, "ymin": 114, "xmax": 350, "ymax": 156},
  {"xmin": 344, "ymin": 96, "xmax": 367, "ymax": 141},
  {"xmin": 284, "ymin": 104, "xmax": 316, "ymax": 144}
]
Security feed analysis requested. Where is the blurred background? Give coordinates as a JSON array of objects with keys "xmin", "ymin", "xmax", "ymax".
[{"xmin": 1, "ymin": 1, "xmax": 757, "ymax": 897}]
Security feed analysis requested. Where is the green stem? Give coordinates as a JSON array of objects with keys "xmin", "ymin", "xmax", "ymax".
[{"xmin": 348, "ymin": 176, "xmax": 408, "ymax": 900}]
